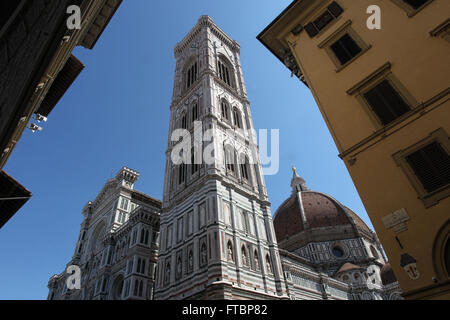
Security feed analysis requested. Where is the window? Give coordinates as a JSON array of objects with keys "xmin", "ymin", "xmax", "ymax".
[
  {"xmin": 405, "ymin": 142, "xmax": 450, "ymax": 193},
  {"xmin": 192, "ymin": 103, "xmax": 199, "ymax": 122},
  {"xmin": 330, "ymin": 34, "xmax": 362, "ymax": 66},
  {"xmin": 221, "ymin": 100, "xmax": 230, "ymax": 121},
  {"xmin": 240, "ymin": 156, "xmax": 250, "ymax": 182},
  {"xmin": 318, "ymin": 20, "xmax": 370, "ymax": 71},
  {"xmin": 332, "ymin": 246, "xmax": 344, "ymax": 258},
  {"xmin": 391, "ymin": 0, "xmax": 433, "ymax": 16},
  {"xmin": 186, "ymin": 62, "xmax": 198, "ymax": 90},
  {"xmin": 393, "ymin": 128, "xmax": 450, "ymax": 207},
  {"xmin": 404, "ymin": 0, "xmax": 429, "ymax": 8},
  {"xmin": 233, "ymin": 108, "xmax": 242, "ymax": 129},
  {"xmin": 191, "ymin": 147, "xmax": 199, "ymax": 175},
  {"xmin": 178, "ymin": 164, "xmax": 186, "ymax": 184},
  {"xmin": 347, "ymin": 62, "xmax": 417, "ymax": 129},
  {"xmin": 218, "ymin": 59, "xmax": 232, "ymax": 86},
  {"xmin": 181, "ymin": 113, "xmax": 187, "ymax": 129},
  {"xmin": 304, "ymin": 1, "xmax": 343, "ymax": 37},
  {"xmin": 119, "ymin": 197, "xmax": 129, "ymax": 210},
  {"xmin": 363, "ymin": 80, "xmax": 410, "ymax": 126}
]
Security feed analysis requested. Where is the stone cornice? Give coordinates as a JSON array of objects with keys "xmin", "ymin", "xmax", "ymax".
[{"xmin": 174, "ymin": 16, "xmax": 240, "ymax": 57}]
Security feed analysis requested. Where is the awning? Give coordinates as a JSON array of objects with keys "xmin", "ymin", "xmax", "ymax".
[
  {"xmin": 36, "ymin": 54, "xmax": 85, "ymax": 117},
  {"xmin": 0, "ymin": 170, "xmax": 32, "ymax": 229}
]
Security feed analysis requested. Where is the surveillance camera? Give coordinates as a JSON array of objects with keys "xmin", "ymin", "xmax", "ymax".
[
  {"xmin": 34, "ymin": 114, "xmax": 47, "ymax": 122},
  {"xmin": 29, "ymin": 123, "xmax": 43, "ymax": 133},
  {"xmin": 432, "ymin": 277, "xmax": 438, "ymax": 284}
]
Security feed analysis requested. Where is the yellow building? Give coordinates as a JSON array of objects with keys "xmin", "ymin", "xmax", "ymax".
[{"xmin": 258, "ymin": 0, "xmax": 449, "ymax": 299}]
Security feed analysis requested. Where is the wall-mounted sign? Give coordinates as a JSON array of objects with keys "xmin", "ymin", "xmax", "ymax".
[{"xmin": 382, "ymin": 208, "xmax": 410, "ymax": 234}]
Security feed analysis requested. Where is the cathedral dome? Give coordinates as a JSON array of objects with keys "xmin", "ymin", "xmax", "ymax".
[{"xmin": 273, "ymin": 168, "xmax": 373, "ymax": 243}]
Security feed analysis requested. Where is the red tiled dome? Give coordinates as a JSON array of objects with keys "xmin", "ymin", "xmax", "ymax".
[{"xmin": 273, "ymin": 191, "xmax": 371, "ymax": 241}]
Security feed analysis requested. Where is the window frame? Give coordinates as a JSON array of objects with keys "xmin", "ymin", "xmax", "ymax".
[
  {"xmin": 347, "ymin": 62, "xmax": 417, "ymax": 130},
  {"xmin": 393, "ymin": 128, "xmax": 450, "ymax": 208},
  {"xmin": 303, "ymin": 1, "xmax": 344, "ymax": 38},
  {"xmin": 318, "ymin": 20, "xmax": 371, "ymax": 72},
  {"xmin": 391, "ymin": 0, "xmax": 434, "ymax": 17}
]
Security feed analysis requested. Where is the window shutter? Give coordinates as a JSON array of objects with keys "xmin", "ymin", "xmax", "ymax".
[
  {"xmin": 328, "ymin": 1, "xmax": 344, "ymax": 18},
  {"xmin": 304, "ymin": 22, "xmax": 319, "ymax": 38},
  {"xmin": 406, "ymin": 142, "xmax": 450, "ymax": 193}
]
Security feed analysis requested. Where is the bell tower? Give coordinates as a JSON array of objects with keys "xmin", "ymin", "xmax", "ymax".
[{"xmin": 154, "ymin": 16, "xmax": 287, "ymax": 300}]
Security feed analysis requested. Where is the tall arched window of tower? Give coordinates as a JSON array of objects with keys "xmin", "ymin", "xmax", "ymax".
[
  {"xmin": 233, "ymin": 107, "xmax": 242, "ymax": 129},
  {"xmin": 185, "ymin": 59, "xmax": 198, "ymax": 90},
  {"xmin": 220, "ymin": 99, "xmax": 230, "ymax": 122},
  {"xmin": 239, "ymin": 154, "xmax": 251, "ymax": 183},
  {"xmin": 191, "ymin": 102, "xmax": 199, "ymax": 123},
  {"xmin": 217, "ymin": 55, "xmax": 233, "ymax": 87}
]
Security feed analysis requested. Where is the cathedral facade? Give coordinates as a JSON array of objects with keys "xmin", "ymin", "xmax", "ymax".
[{"xmin": 47, "ymin": 17, "xmax": 402, "ymax": 300}]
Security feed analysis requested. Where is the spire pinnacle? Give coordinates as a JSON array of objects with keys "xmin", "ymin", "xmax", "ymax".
[{"xmin": 290, "ymin": 165, "xmax": 307, "ymax": 193}]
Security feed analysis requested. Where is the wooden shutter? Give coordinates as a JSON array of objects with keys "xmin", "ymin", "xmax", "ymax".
[
  {"xmin": 406, "ymin": 142, "xmax": 450, "ymax": 193},
  {"xmin": 304, "ymin": 22, "xmax": 319, "ymax": 38},
  {"xmin": 328, "ymin": 1, "xmax": 344, "ymax": 18}
]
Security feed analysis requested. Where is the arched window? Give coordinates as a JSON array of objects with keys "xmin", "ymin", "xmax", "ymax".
[
  {"xmin": 192, "ymin": 102, "xmax": 199, "ymax": 122},
  {"xmin": 221, "ymin": 100, "xmax": 230, "ymax": 121},
  {"xmin": 241, "ymin": 245, "xmax": 248, "ymax": 267},
  {"xmin": 181, "ymin": 113, "xmax": 187, "ymax": 129},
  {"xmin": 233, "ymin": 107, "xmax": 242, "ymax": 129},
  {"xmin": 218, "ymin": 57, "xmax": 232, "ymax": 87},
  {"xmin": 239, "ymin": 155, "xmax": 250, "ymax": 182},
  {"xmin": 227, "ymin": 241, "xmax": 234, "ymax": 262},
  {"xmin": 178, "ymin": 164, "xmax": 186, "ymax": 184},
  {"xmin": 185, "ymin": 61, "xmax": 198, "ymax": 90},
  {"xmin": 191, "ymin": 147, "xmax": 199, "ymax": 175}
]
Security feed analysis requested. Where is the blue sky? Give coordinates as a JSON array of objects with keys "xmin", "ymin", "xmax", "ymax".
[{"xmin": 0, "ymin": 0, "xmax": 373, "ymax": 299}]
